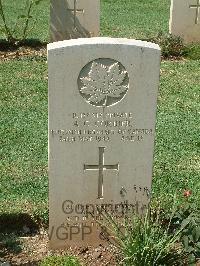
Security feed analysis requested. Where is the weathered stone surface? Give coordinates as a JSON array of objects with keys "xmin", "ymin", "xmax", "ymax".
[
  {"xmin": 48, "ymin": 37, "xmax": 161, "ymax": 248},
  {"xmin": 169, "ymin": 0, "xmax": 200, "ymax": 43},
  {"xmin": 50, "ymin": 0, "xmax": 100, "ymax": 42}
]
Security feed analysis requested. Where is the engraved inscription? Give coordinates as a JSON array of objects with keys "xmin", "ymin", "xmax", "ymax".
[
  {"xmin": 50, "ymin": 110, "xmax": 153, "ymax": 144},
  {"xmin": 84, "ymin": 147, "xmax": 119, "ymax": 199},
  {"xmin": 78, "ymin": 59, "xmax": 129, "ymax": 107}
]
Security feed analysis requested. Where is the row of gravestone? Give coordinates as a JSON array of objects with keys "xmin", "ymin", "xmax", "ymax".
[
  {"xmin": 48, "ymin": 0, "xmax": 199, "ymax": 250},
  {"xmin": 50, "ymin": 0, "xmax": 200, "ymax": 43}
]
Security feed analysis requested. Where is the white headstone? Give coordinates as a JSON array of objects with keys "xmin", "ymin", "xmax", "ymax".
[
  {"xmin": 169, "ymin": 0, "xmax": 200, "ymax": 43},
  {"xmin": 48, "ymin": 37, "xmax": 161, "ymax": 248},
  {"xmin": 50, "ymin": 0, "xmax": 100, "ymax": 42}
]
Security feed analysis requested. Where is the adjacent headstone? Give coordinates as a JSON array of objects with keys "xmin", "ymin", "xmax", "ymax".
[
  {"xmin": 50, "ymin": 0, "xmax": 100, "ymax": 42},
  {"xmin": 48, "ymin": 37, "xmax": 161, "ymax": 249},
  {"xmin": 169, "ymin": 0, "xmax": 200, "ymax": 43}
]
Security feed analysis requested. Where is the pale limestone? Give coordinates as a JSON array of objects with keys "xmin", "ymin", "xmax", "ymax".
[
  {"xmin": 169, "ymin": 0, "xmax": 200, "ymax": 43},
  {"xmin": 48, "ymin": 37, "xmax": 161, "ymax": 248},
  {"xmin": 50, "ymin": 0, "xmax": 100, "ymax": 42}
]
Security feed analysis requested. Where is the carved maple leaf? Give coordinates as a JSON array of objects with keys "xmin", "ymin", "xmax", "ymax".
[{"xmin": 80, "ymin": 62, "xmax": 128, "ymax": 106}]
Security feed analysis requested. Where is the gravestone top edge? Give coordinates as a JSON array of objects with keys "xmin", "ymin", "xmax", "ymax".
[{"xmin": 47, "ymin": 37, "xmax": 161, "ymax": 51}]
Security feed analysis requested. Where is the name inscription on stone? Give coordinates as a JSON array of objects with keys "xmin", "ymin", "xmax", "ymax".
[{"xmin": 51, "ymin": 111, "xmax": 153, "ymax": 143}]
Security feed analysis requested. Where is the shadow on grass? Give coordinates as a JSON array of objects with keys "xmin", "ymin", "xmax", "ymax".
[
  {"xmin": 0, "ymin": 213, "xmax": 40, "ymax": 234},
  {"xmin": 0, "ymin": 38, "xmax": 47, "ymax": 51},
  {"xmin": 0, "ymin": 213, "xmax": 40, "ymax": 257}
]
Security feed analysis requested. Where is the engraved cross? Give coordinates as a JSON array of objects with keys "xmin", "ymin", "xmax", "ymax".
[
  {"xmin": 189, "ymin": 0, "xmax": 200, "ymax": 24},
  {"xmin": 84, "ymin": 147, "xmax": 119, "ymax": 199},
  {"xmin": 67, "ymin": 0, "xmax": 84, "ymax": 29}
]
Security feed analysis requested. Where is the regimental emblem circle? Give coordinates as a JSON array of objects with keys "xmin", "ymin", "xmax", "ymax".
[{"xmin": 77, "ymin": 58, "xmax": 129, "ymax": 107}]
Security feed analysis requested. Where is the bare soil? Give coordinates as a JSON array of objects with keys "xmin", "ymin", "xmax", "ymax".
[
  {"xmin": 1, "ymin": 230, "xmax": 119, "ymax": 266},
  {"xmin": 0, "ymin": 43, "xmax": 47, "ymax": 61}
]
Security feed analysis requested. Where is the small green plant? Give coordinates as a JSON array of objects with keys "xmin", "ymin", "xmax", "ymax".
[
  {"xmin": 150, "ymin": 32, "xmax": 186, "ymax": 58},
  {"xmin": 171, "ymin": 202, "xmax": 200, "ymax": 265},
  {"xmin": 0, "ymin": 0, "xmax": 43, "ymax": 44},
  {"xmin": 101, "ymin": 203, "xmax": 187, "ymax": 266},
  {"xmin": 39, "ymin": 255, "xmax": 81, "ymax": 266},
  {"xmin": 0, "ymin": 233, "xmax": 22, "ymax": 254}
]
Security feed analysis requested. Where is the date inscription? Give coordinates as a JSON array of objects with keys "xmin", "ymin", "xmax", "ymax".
[{"xmin": 50, "ymin": 111, "xmax": 153, "ymax": 144}]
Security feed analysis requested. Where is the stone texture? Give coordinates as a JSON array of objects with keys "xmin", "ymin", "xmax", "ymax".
[
  {"xmin": 169, "ymin": 0, "xmax": 200, "ymax": 43},
  {"xmin": 48, "ymin": 37, "xmax": 161, "ymax": 248},
  {"xmin": 50, "ymin": 0, "xmax": 100, "ymax": 42}
]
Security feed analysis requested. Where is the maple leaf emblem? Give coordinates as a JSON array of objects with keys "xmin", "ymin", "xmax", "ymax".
[{"xmin": 80, "ymin": 61, "xmax": 129, "ymax": 107}]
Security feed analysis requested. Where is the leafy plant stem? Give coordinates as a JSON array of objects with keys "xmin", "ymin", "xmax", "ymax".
[
  {"xmin": 22, "ymin": 0, "xmax": 33, "ymax": 40},
  {"xmin": 167, "ymin": 194, "xmax": 178, "ymax": 233},
  {"xmin": 0, "ymin": 0, "xmax": 14, "ymax": 42}
]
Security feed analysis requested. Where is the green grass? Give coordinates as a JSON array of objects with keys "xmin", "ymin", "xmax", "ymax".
[
  {"xmin": 1, "ymin": 58, "xmax": 199, "ymax": 222},
  {"xmin": 101, "ymin": 0, "xmax": 170, "ymax": 39},
  {"xmin": 0, "ymin": 0, "xmax": 170, "ymax": 42},
  {"xmin": 0, "ymin": 56, "xmax": 48, "ymax": 221},
  {"xmin": 105, "ymin": 207, "xmax": 187, "ymax": 266},
  {"xmin": 0, "ymin": 0, "xmax": 199, "ymax": 229},
  {"xmin": 153, "ymin": 60, "xmax": 200, "ymax": 207},
  {"xmin": 0, "ymin": 0, "xmax": 49, "ymax": 42},
  {"xmin": 39, "ymin": 255, "xmax": 81, "ymax": 266},
  {"xmin": 0, "ymin": 1, "xmax": 200, "ymax": 264}
]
